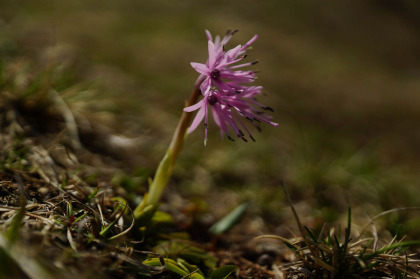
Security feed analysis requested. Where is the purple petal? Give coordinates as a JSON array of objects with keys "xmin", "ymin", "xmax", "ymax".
[
  {"xmin": 212, "ymin": 105, "xmax": 229, "ymax": 138},
  {"xmin": 241, "ymin": 35, "xmax": 258, "ymax": 51},
  {"xmin": 188, "ymin": 105, "xmax": 206, "ymax": 133},
  {"xmin": 205, "ymin": 30, "xmax": 212, "ymax": 41},
  {"xmin": 191, "ymin": 62, "xmax": 209, "ymax": 75},
  {"xmin": 184, "ymin": 99, "xmax": 204, "ymax": 112},
  {"xmin": 200, "ymin": 78, "xmax": 212, "ymax": 95},
  {"xmin": 225, "ymin": 45, "xmax": 242, "ymax": 61},
  {"xmin": 207, "ymin": 41, "xmax": 217, "ymax": 68}
]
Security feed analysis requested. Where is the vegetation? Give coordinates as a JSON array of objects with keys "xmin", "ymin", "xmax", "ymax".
[{"xmin": 1, "ymin": 1, "xmax": 420, "ymax": 278}]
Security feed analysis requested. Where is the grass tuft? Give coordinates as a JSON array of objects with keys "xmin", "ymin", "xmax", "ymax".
[{"xmin": 257, "ymin": 183, "xmax": 420, "ymax": 278}]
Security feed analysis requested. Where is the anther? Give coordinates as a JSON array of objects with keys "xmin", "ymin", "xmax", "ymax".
[
  {"xmin": 208, "ymin": 94, "xmax": 218, "ymax": 105},
  {"xmin": 227, "ymin": 136, "xmax": 235, "ymax": 142},
  {"xmin": 251, "ymin": 60, "xmax": 259, "ymax": 65},
  {"xmin": 211, "ymin": 69, "xmax": 220, "ymax": 79},
  {"xmin": 241, "ymin": 137, "xmax": 248, "ymax": 142},
  {"xmin": 263, "ymin": 106, "xmax": 274, "ymax": 112},
  {"xmin": 250, "ymin": 135, "xmax": 256, "ymax": 142}
]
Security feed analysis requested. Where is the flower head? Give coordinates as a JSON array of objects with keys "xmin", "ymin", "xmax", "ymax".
[
  {"xmin": 185, "ymin": 30, "xmax": 278, "ymax": 146},
  {"xmin": 191, "ymin": 30, "xmax": 259, "ymax": 95}
]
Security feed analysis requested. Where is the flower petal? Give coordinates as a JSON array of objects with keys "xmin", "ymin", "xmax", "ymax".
[
  {"xmin": 191, "ymin": 62, "xmax": 209, "ymax": 75},
  {"xmin": 188, "ymin": 104, "xmax": 206, "ymax": 133},
  {"xmin": 205, "ymin": 30, "xmax": 212, "ymax": 41},
  {"xmin": 207, "ymin": 41, "xmax": 217, "ymax": 68},
  {"xmin": 241, "ymin": 35, "xmax": 258, "ymax": 51},
  {"xmin": 200, "ymin": 77, "xmax": 212, "ymax": 95},
  {"xmin": 184, "ymin": 99, "xmax": 204, "ymax": 112}
]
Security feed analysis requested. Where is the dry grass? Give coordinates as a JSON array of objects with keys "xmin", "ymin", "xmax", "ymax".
[
  {"xmin": 256, "ymin": 184, "xmax": 420, "ymax": 278},
  {"xmin": 0, "ymin": 72, "xmax": 160, "ymax": 278}
]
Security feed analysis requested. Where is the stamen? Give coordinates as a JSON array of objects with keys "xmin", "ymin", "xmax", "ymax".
[
  {"xmin": 263, "ymin": 106, "xmax": 274, "ymax": 112},
  {"xmin": 211, "ymin": 69, "xmax": 220, "ymax": 79},
  {"xmin": 208, "ymin": 94, "xmax": 218, "ymax": 105}
]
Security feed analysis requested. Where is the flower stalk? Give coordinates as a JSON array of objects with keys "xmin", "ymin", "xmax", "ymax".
[{"xmin": 134, "ymin": 84, "xmax": 201, "ymax": 217}]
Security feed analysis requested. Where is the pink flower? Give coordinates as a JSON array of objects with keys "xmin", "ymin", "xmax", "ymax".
[
  {"xmin": 191, "ymin": 30, "xmax": 258, "ymax": 93},
  {"xmin": 185, "ymin": 30, "xmax": 278, "ymax": 146}
]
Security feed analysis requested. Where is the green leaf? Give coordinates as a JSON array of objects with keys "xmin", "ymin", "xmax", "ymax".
[
  {"xmin": 99, "ymin": 201, "xmax": 129, "ymax": 237},
  {"xmin": 145, "ymin": 151, "xmax": 172, "ymax": 207},
  {"xmin": 135, "ymin": 203, "xmax": 159, "ymax": 227},
  {"xmin": 153, "ymin": 240, "xmax": 217, "ymax": 268},
  {"xmin": 143, "ymin": 258, "xmax": 205, "ymax": 279},
  {"xmin": 7, "ymin": 184, "xmax": 26, "ymax": 244},
  {"xmin": 162, "ymin": 258, "xmax": 189, "ymax": 275},
  {"xmin": 99, "ymin": 217, "xmax": 119, "ymax": 237},
  {"xmin": 111, "ymin": 197, "xmax": 129, "ymax": 213},
  {"xmin": 177, "ymin": 258, "xmax": 205, "ymax": 278},
  {"xmin": 87, "ymin": 187, "xmax": 99, "ymax": 201},
  {"xmin": 66, "ymin": 201, "xmax": 73, "ymax": 218},
  {"xmin": 362, "ymin": 240, "xmax": 420, "ymax": 261},
  {"xmin": 6, "ymin": 207, "xmax": 25, "ymax": 244},
  {"xmin": 151, "ymin": 211, "xmax": 174, "ymax": 224},
  {"xmin": 284, "ymin": 241, "xmax": 297, "ymax": 252},
  {"xmin": 304, "ymin": 226, "xmax": 318, "ymax": 243},
  {"xmin": 208, "ymin": 265, "xmax": 238, "ymax": 279},
  {"xmin": 209, "ymin": 202, "xmax": 249, "ymax": 235}
]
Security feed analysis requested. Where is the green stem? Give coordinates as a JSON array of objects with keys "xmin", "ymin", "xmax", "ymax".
[{"xmin": 134, "ymin": 85, "xmax": 201, "ymax": 217}]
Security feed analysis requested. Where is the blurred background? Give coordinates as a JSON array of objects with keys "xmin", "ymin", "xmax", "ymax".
[{"xmin": 1, "ymin": 0, "xmax": 420, "ymax": 237}]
